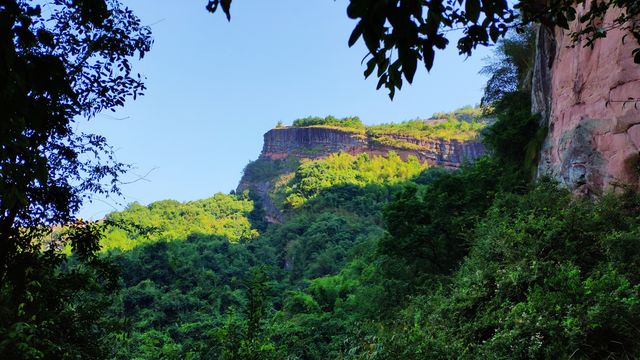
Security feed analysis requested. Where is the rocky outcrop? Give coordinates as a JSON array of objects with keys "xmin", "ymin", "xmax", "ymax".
[
  {"xmin": 536, "ymin": 6, "xmax": 640, "ymax": 195},
  {"xmin": 260, "ymin": 127, "xmax": 485, "ymax": 169},
  {"xmin": 261, "ymin": 127, "xmax": 363, "ymax": 160},
  {"xmin": 237, "ymin": 178, "xmax": 284, "ymax": 224},
  {"xmin": 239, "ymin": 125, "xmax": 486, "ymax": 223},
  {"xmin": 531, "ymin": 24, "xmax": 556, "ymax": 123}
]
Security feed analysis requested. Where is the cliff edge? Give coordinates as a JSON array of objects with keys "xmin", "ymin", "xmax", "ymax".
[
  {"xmin": 259, "ymin": 126, "xmax": 485, "ymax": 168},
  {"xmin": 237, "ymin": 121, "xmax": 486, "ymax": 223}
]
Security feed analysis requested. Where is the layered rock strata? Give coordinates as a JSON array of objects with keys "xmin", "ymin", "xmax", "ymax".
[
  {"xmin": 260, "ymin": 127, "xmax": 485, "ymax": 169},
  {"xmin": 238, "ymin": 126, "xmax": 486, "ymax": 223}
]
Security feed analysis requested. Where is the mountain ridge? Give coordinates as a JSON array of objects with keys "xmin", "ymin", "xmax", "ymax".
[{"xmin": 237, "ymin": 117, "xmax": 487, "ymax": 223}]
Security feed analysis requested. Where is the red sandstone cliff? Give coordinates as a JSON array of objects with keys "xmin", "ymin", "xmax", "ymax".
[
  {"xmin": 260, "ymin": 127, "xmax": 485, "ymax": 169},
  {"xmin": 533, "ymin": 6, "xmax": 640, "ymax": 195},
  {"xmin": 237, "ymin": 126, "xmax": 486, "ymax": 223}
]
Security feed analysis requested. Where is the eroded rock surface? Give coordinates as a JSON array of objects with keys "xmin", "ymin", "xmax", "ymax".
[
  {"xmin": 261, "ymin": 127, "xmax": 485, "ymax": 169},
  {"xmin": 239, "ymin": 126, "xmax": 486, "ymax": 223},
  {"xmin": 537, "ymin": 6, "xmax": 640, "ymax": 195}
]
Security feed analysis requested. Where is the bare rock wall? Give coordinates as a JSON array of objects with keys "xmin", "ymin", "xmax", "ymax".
[
  {"xmin": 537, "ymin": 6, "xmax": 640, "ymax": 195},
  {"xmin": 260, "ymin": 127, "xmax": 485, "ymax": 168}
]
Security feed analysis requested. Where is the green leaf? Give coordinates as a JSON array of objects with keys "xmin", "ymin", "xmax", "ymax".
[
  {"xmin": 402, "ymin": 53, "xmax": 417, "ymax": 83},
  {"xmin": 433, "ymin": 35, "xmax": 449, "ymax": 50},
  {"xmin": 376, "ymin": 74, "xmax": 387, "ymax": 90},
  {"xmin": 349, "ymin": 22, "xmax": 363, "ymax": 47},
  {"xmin": 423, "ymin": 46, "xmax": 435, "ymax": 71},
  {"xmin": 556, "ymin": 13, "xmax": 569, "ymax": 30},
  {"xmin": 465, "ymin": 0, "xmax": 481, "ymax": 23},
  {"xmin": 377, "ymin": 58, "xmax": 389, "ymax": 77},
  {"xmin": 221, "ymin": 0, "xmax": 232, "ymax": 21},
  {"xmin": 364, "ymin": 57, "xmax": 376, "ymax": 78},
  {"xmin": 347, "ymin": 0, "xmax": 367, "ymax": 19},
  {"xmin": 206, "ymin": 0, "xmax": 232, "ymax": 21},
  {"xmin": 489, "ymin": 26, "xmax": 500, "ymax": 43},
  {"xmin": 565, "ymin": 7, "xmax": 576, "ymax": 22}
]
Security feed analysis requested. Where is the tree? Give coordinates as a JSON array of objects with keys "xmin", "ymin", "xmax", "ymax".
[
  {"xmin": 206, "ymin": 0, "xmax": 640, "ymax": 98},
  {"xmin": 0, "ymin": 0, "xmax": 151, "ymax": 357},
  {"xmin": 216, "ymin": 266, "xmax": 280, "ymax": 360},
  {"xmin": 480, "ymin": 24, "xmax": 536, "ymax": 105}
]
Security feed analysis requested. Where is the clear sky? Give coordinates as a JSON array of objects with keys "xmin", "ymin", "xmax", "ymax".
[{"xmin": 78, "ymin": 0, "xmax": 493, "ymax": 219}]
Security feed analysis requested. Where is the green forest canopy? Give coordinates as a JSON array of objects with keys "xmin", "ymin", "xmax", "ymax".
[
  {"xmin": 101, "ymin": 194, "xmax": 259, "ymax": 251},
  {"xmin": 91, "ymin": 126, "xmax": 640, "ymax": 358},
  {"xmin": 4, "ymin": 1, "xmax": 640, "ymax": 358}
]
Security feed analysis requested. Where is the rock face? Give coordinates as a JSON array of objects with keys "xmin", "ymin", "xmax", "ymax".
[
  {"xmin": 536, "ymin": 6, "xmax": 640, "ymax": 195},
  {"xmin": 238, "ymin": 126, "xmax": 485, "ymax": 223},
  {"xmin": 260, "ymin": 127, "xmax": 485, "ymax": 169},
  {"xmin": 237, "ymin": 178, "xmax": 285, "ymax": 224}
]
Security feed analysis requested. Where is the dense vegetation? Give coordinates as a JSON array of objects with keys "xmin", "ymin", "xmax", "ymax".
[
  {"xmin": 84, "ymin": 89, "xmax": 640, "ymax": 359},
  {"xmin": 369, "ymin": 181, "xmax": 640, "ymax": 359},
  {"xmin": 285, "ymin": 106, "xmax": 487, "ymax": 141},
  {"xmin": 0, "ymin": 1, "xmax": 151, "ymax": 357},
  {"xmin": 98, "ymin": 152, "xmax": 424, "ymax": 358},
  {"xmin": 102, "ymin": 194, "xmax": 259, "ymax": 250},
  {"xmin": 241, "ymin": 157, "xmax": 300, "ymax": 184},
  {"xmin": 10, "ymin": 96, "xmax": 640, "ymax": 358},
  {"xmin": 367, "ymin": 115, "xmax": 485, "ymax": 142},
  {"xmin": 80, "ymin": 25, "xmax": 640, "ymax": 353},
  {"xmin": 6, "ymin": 2, "xmax": 640, "ymax": 358},
  {"xmin": 291, "ymin": 116, "xmax": 365, "ymax": 130},
  {"xmin": 276, "ymin": 152, "xmax": 426, "ymax": 208}
]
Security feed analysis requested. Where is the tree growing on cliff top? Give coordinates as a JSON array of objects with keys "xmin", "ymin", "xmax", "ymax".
[
  {"xmin": 206, "ymin": 0, "xmax": 640, "ymax": 99},
  {"xmin": 292, "ymin": 115, "xmax": 365, "ymax": 129}
]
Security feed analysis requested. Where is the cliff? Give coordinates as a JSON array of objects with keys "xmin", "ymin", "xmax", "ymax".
[
  {"xmin": 534, "ymin": 6, "xmax": 640, "ymax": 195},
  {"xmin": 259, "ymin": 126, "xmax": 485, "ymax": 168},
  {"xmin": 238, "ymin": 125, "xmax": 486, "ymax": 223}
]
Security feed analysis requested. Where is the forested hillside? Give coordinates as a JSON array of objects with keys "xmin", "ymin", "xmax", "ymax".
[
  {"xmin": 97, "ymin": 152, "xmax": 426, "ymax": 358},
  {"xmin": 76, "ymin": 24, "xmax": 639, "ymax": 358},
  {"xmin": 4, "ymin": 1, "xmax": 640, "ymax": 358},
  {"xmin": 12, "ymin": 100, "xmax": 640, "ymax": 358},
  {"xmin": 91, "ymin": 90, "xmax": 640, "ymax": 358},
  {"xmin": 37, "ymin": 25, "xmax": 632, "ymax": 359}
]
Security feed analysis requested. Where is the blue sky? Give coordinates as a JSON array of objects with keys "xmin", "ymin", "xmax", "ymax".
[{"xmin": 78, "ymin": 0, "xmax": 493, "ymax": 219}]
